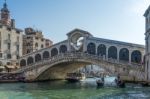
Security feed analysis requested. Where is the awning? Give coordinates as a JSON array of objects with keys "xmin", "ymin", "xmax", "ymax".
[{"xmin": 6, "ymin": 65, "xmax": 15, "ymax": 69}]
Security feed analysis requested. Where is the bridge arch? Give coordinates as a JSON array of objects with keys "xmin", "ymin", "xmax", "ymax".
[
  {"xmin": 87, "ymin": 42, "xmax": 96, "ymax": 55},
  {"xmin": 108, "ymin": 46, "xmax": 117, "ymax": 59},
  {"xmin": 97, "ymin": 44, "xmax": 106, "ymax": 57},
  {"xmin": 59, "ymin": 45, "xmax": 67, "ymax": 53},
  {"xmin": 131, "ymin": 50, "xmax": 142, "ymax": 64},
  {"xmin": 51, "ymin": 48, "xmax": 58, "ymax": 57},
  {"xmin": 43, "ymin": 51, "xmax": 50, "ymax": 59},
  {"xmin": 119, "ymin": 48, "xmax": 129, "ymax": 61},
  {"xmin": 20, "ymin": 59, "xmax": 26, "ymax": 67},
  {"xmin": 35, "ymin": 54, "xmax": 42, "ymax": 62},
  {"xmin": 27, "ymin": 56, "xmax": 34, "ymax": 65}
]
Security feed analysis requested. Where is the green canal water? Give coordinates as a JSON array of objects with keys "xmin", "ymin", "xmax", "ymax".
[{"xmin": 0, "ymin": 78, "xmax": 150, "ymax": 99}]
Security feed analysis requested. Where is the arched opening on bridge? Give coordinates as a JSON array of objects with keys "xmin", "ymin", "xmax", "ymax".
[
  {"xmin": 27, "ymin": 57, "xmax": 34, "ymax": 65},
  {"xmin": 119, "ymin": 48, "xmax": 129, "ymax": 62},
  {"xmin": 131, "ymin": 50, "xmax": 142, "ymax": 64},
  {"xmin": 59, "ymin": 45, "xmax": 67, "ymax": 53},
  {"xmin": 20, "ymin": 59, "xmax": 26, "ymax": 67},
  {"xmin": 87, "ymin": 42, "xmax": 96, "ymax": 55},
  {"xmin": 51, "ymin": 48, "xmax": 58, "ymax": 57},
  {"xmin": 108, "ymin": 46, "xmax": 117, "ymax": 59},
  {"xmin": 43, "ymin": 51, "xmax": 50, "ymax": 59},
  {"xmin": 35, "ymin": 54, "xmax": 42, "ymax": 62},
  {"xmin": 97, "ymin": 44, "xmax": 106, "ymax": 57}
]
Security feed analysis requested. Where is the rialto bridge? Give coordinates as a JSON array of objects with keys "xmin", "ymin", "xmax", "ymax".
[{"xmin": 16, "ymin": 29, "xmax": 146, "ymax": 82}]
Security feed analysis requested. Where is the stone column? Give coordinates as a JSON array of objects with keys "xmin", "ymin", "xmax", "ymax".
[
  {"xmin": 129, "ymin": 50, "xmax": 132, "ymax": 64},
  {"xmin": 117, "ymin": 47, "xmax": 120, "ymax": 62},
  {"xmin": 83, "ymin": 37, "xmax": 87, "ymax": 52},
  {"xmin": 106, "ymin": 46, "xmax": 108, "ymax": 60}
]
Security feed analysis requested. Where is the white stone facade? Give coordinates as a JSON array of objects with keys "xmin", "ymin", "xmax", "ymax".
[
  {"xmin": 144, "ymin": 6, "xmax": 150, "ymax": 81},
  {"xmin": 0, "ymin": 26, "xmax": 23, "ymax": 65},
  {"xmin": 23, "ymin": 27, "xmax": 53, "ymax": 55}
]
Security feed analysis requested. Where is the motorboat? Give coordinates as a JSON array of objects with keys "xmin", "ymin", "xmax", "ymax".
[{"xmin": 65, "ymin": 73, "xmax": 85, "ymax": 82}]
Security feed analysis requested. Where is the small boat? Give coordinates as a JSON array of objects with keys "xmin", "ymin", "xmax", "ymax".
[
  {"xmin": 96, "ymin": 79, "xmax": 104, "ymax": 87},
  {"xmin": 65, "ymin": 73, "xmax": 85, "ymax": 82},
  {"xmin": 115, "ymin": 78, "xmax": 125, "ymax": 88},
  {"xmin": 117, "ymin": 80, "xmax": 125, "ymax": 88}
]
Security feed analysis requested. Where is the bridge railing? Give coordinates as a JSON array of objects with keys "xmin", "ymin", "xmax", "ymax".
[{"xmin": 15, "ymin": 52, "xmax": 143, "ymax": 73}]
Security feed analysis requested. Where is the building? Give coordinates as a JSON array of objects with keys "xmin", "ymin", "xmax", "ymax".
[
  {"xmin": 23, "ymin": 27, "xmax": 53, "ymax": 55},
  {"xmin": 144, "ymin": 5, "xmax": 150, "ymax": 81},
  {"xmin": 0, "ymin": 1, "xmax": 23, "ymax": 71}
]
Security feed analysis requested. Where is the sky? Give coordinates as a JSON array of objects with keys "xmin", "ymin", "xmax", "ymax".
[{"xmin": 1, "ymin": 0, "xmax": 150, "ymax": 45}]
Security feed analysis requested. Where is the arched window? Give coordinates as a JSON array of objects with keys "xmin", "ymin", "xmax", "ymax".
[
  {"xmin": 35, "ymin": 54, "xmax": 42, "ymax": 62},
  {"xmin": 119, "ymin": 48, "xmax": 129, "ymax": 61},
  {"xmin": 27, "ymin": 57, "xmax": 34, "ymax": 65},
  {"xmin": 20, "ymin": 59, "xmax": 26, "ymax": 67},
  {"xmin": 51, "ymin": 48, "xmax": 58, "ymax": 57},
  {"xmin": 87, "ymin": 43, "xmax": 96, "ymax": 55},
  {"xmin": 108, "ymin": 46, "xmax": 117, "ymax": 59},
  {"xmin": 41, "ymin": 44, "xmax": 44, "ymax": 48},
  {"xmin": 59, "ymin": 45, "xmax": 67, "ymax": 53},
  {"xmin": 43, "ymin": 51, "xmax": 50, "ymax": 59},
  {"xmin": 131, "ymin": 50, "xmax": 142, "ymax": 64},
  {"xmin": 97, "ymin": 44, "xmax": 106, "ymax": 57}
]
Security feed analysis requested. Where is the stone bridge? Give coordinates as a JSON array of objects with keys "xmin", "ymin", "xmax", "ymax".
[{"xmin": 17, "ymin": 29, "xmax": 146, "ymax": 81}]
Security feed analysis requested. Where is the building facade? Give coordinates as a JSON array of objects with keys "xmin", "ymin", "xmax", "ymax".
[
  {"xmin": 23, "ymin": 27, "xmax": 53, "ymax": 55},
  {"xmin": 0, "ymin": 1, "xmax": 23, "ymax": 70},
  {"xmin": 144, "ymin": 5, "xmax": 150, "ymax": 81}
]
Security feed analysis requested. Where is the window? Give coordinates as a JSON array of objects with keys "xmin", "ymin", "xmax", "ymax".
[
  {"xmin": 35, "ymin": 43, "xmax": 38, "ymax": 47},
  {"xmin": 0, "ymin": 53, "xmax": 2, "ymax": 58},
  {"xmin": 7, "ymin": 62, "xmax": 11, "ymax": 65},
  {"xmin": 97, "ymin": 44, "xmax": 106, "ymax": 56},
  {"xmin": 43, "ymin": 51, "xmax": 50, "ymax": 59},
  {"xmin": 59, "ymin": 45, "xmax": 67, "ymax": 53},
  {"xmin": 8, "ymin": 43, "xmax": 10, "ymax": 50},
  {"xmin": 41, "ymin": 38, "xmax": 44, "ymax": 41},
  {"xmin": 119, "ymin": 48, "xmax": 129, "ymax": 61},
  {"xmin": 87, "ymin": 43, "xmax": 96, "ymax": 55},
  {"xmin": 7, "ymin": 27, "xmax": 11, "ymax": 31},
  {"xmin": 17, "ymin": 36, "xmax": 19, "ymax": 42},
  {"xmin": 27, "ymin": 49, "xmax": 30, "ymax": 54},
  {"xmin": 20, "ymin": 59, "xmax": 26, "ymax": 67},
  {"xmin": 131, "ymin": 50, "xmax": 142, "ymax": 64},
  {"xmin": 16, "ymin": 55, "xmax": 19, "ymax": 59},
  {"xmin": 16, "ymin": 45, "xmax": 19, "ymax": 51},
  {"xmin": 8, "ymin": 34, "xmax": 10, "ymax": 40},
  {"xmin": 108, "ymin": 46, "xmax": 117, "ymax": 59},
  {"xmin": 35, "ymin": 54, "xmax": 42, "ymax": 62},
  {"xmin": 51, "ymin": 48, "xmax": 58, "ymax": 57},
  {"xmin": 41, "ymin": 44, "xmax": 44, "ymax": 48},
  {"xmin": 7, "ymin": 54, "xmax": 11, "ymax": 59}
]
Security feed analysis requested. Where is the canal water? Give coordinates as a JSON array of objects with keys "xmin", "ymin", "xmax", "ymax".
[{"xmin": 0, "ymin": 78, "xmax": 150, "ymax": 99}]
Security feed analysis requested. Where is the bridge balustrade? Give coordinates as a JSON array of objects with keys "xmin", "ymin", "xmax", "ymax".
[{"xmin": 16, "ymin": 52, "xmax": 143, "ymax": 73}]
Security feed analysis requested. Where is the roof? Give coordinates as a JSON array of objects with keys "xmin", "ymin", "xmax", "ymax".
[
  {"xmin": 144, "ymin": 5, "xmax": 150, "ymax": 17},
  {"xmin": 67, "ymin": 28, "xmax": 93, "ymax": 37}
]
